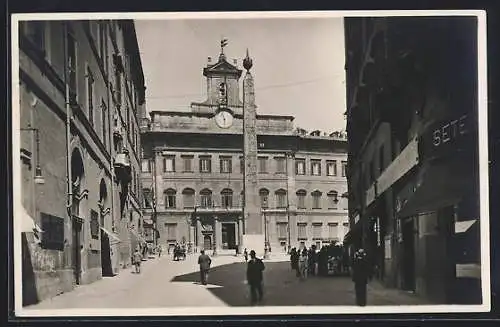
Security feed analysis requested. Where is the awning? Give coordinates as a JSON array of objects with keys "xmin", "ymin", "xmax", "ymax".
[
  {"xmin": 456, "ymin": 263, "xmax": 481, "ymax": 279},
  {"xmin": 397, "ymin": 160, "xmax": 475, "ymax": 219},
  {"xmin": 455, "ymin": 219, "xmax": 478, "ymax": 234},
  {"xmin": 21, "ymin": 206, "xmax": 43, "ymax": 234},
  {"xmin": 100, "ymin": 227, "xmax": 121, "ymax": 244}
]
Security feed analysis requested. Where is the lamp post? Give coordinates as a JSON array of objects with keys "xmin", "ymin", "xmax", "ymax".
[
  {"xmin": 21, "ymin": 127, "xmax": 45, "ymax": 185},
  {"xmin": 285, "ymin": 151, "xmax": 295, "ymax": 253},
  {"xmin": 263, "ymin": 209, "xmax": 269, "ymax": 259}
]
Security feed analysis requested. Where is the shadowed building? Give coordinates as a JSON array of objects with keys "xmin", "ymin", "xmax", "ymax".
[
  {"xmin": 140, "ymin": 45, "xmax": 349, "ymax": 256},
  {"xmin": 344, "ymin": 17, "xmax": 480, "ymax": 304}
]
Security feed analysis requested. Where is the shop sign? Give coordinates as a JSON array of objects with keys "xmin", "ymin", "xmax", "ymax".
[
  {"xmin": 420, "ymin": 113, "xmax": 473, "ymax": 160},
  {"xmin": 377, "ymin": 136, "xmax": 419, "ymax": 196}
]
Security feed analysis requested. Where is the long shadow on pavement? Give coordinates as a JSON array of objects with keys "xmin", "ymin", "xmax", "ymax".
[{"xmin": 171, "ymin": 261, "xmax": 362, "ymax": 307}]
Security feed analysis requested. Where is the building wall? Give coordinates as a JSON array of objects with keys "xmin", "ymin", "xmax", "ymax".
[
  {"xmin": 149, "ymin": 111, "xmax": 294, "ymax": 136},
  {"xmin": 344, "ymin": 16, "xmax": 480, "ymax": 303},
  {"xmin": 18, "ymin": 19, "xmax": 145, "ymax": 305}
]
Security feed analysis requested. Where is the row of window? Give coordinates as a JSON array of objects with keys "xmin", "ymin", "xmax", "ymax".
[
  {"xmin": 142, "ymin": 156, "xmax": 348, "ymax": 177},
  {"xmin": 162, "ymin": 222, "xmax": 349, "ymax": 242},
  {"xmin": 143, "ymin": 188, "xmax": 348, "ymax": 210},
  {"xmin": 22, "ymin": 21, "xmax": 141, "ymax": 160}
]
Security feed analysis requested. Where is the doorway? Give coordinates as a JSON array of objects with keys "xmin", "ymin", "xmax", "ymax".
[
  {"xmin": 100, "ymin": 230, "xmax": 113, "ymax": 276},
  {"xmin": 402, "ymin": 218, "xmax": 416, "ymax": 291},
  {"xmin": 203, "ymin": 234, "xmax": 212, "ymax": 250},
  {"xmin": 221, "ymin": 223, "xmax": 236, "ymax": 249},
  {"xmin": 72, "ymin": 220, "xmax": 82, "ymax": 285}
]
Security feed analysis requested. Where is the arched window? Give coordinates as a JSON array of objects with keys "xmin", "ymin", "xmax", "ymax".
[
  {"xmin": 275, "ymin": 189, "xmax": 287, "ymax": 209},
  {"xmin": 296, "ymin": 189, "xmax": 307, "ymax": 209},
  {"xmin": 142, "ymin": 188, "xmax": 152, "ymax": 209},
  {"xmin": 311, "ymin": 190, "xmax": 322, "ymax": 209},
  {"xmin": 259, "ymin": 188, "xmax": 269, "ymax": 208},
  {"xmin": 221, "ymin": 189, "xmax": 233, "ymax": 208},
  {"xmin": 341, "ymin": 192, "xmax": 349, "ymax": 210},
  {"xmin": 182, "ymin": 188, "xmax": 195, "ymax": 209},
  {"xmin": 164, "ymin": 188, "xmax": 176, "ymax": 209},
  {"xmin": 200, "ymin": 188, "xmax": 213, "ymax": 208},
  {"xmin": 327, "ymin": 190, "xmax": 339, "ymax": 209}
]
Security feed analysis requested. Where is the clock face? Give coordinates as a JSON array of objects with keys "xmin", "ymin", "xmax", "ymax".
[{"xmin": 215, "ymin": 110, "xmax": 233, "ymax": 128}]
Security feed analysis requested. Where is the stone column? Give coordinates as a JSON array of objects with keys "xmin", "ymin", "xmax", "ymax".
[
  {"xmin": 154, "ymin": 150, "xmax": 163, "ymax": 210},
  {"xmin": 238, "ymin": 217, "xmax": 244, "ymax": 254},
  {"xmin": 196, "ymin": 218, "xmax": 203, "ymax": 252},
  {"xmin": 214, "ymin": 216, "xmax": 222, "ymax": 255}
]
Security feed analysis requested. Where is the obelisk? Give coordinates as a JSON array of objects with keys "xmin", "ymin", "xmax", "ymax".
[{"xmin": 242, "ymin": 49, "xmax": 265, "ymax": 257}]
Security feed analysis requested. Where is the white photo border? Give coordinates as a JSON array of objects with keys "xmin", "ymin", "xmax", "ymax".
[{"xmin": 11, "ymin": 9, "xmax": 490, "ymax": 317}]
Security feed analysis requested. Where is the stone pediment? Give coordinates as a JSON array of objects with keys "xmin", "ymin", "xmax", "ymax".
[{"xmin": 204, "ymin": 59, "xmax": 242, "ymax": 77}]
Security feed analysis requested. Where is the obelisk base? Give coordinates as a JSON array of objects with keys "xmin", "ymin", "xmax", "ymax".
[{"xmin": 242, "ymin": 234, "xmax": 265, "ymax": 258}]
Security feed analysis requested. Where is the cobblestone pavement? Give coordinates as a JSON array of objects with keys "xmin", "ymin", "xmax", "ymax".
[{"xmin": 24, "ymin": 253, "xmax": 431, "ymax": 309}]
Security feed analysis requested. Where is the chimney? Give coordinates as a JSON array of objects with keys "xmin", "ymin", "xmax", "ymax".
[{"xmin": 208, "ymin": 56, "xmax": 212, "ymax": 63}]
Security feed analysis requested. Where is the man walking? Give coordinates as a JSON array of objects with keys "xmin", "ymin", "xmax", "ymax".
[
  {"xmin": 246, "ymin": 250, "xmax": 265, "ymax": 305},
  {"xmin": 198, "ymin": 249, "xmax": 212, "ymax": 285},
  {"xmin": 352, "ymin": 248, "xmax": 370, "ymax": 306},
  {"xmin": 133, "ymin": 247, "xmax": 143, "ymax": 274}
]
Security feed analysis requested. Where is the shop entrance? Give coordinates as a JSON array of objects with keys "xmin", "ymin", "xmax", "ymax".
[
  {"xmin": 402, "ymin": 218, "xmax": 416, "ymax": 291},
  {"xmin": 221, "ymin": 223, "xmax": 236, "ymax": 250}
]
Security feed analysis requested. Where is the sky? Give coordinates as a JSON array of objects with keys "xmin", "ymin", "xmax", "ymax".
[{"xmin": 135, "ymin": 17, "xmax": 347, "ymax": 133}]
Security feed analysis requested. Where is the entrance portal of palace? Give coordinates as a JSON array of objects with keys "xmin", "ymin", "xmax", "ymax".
[
  {"xmin": 203, "ymin": 234, "xmax": 212, "ymax": 250},
  {"xmin": 221, "ymin": 223, "xmax": 237, "ymax": 250}
]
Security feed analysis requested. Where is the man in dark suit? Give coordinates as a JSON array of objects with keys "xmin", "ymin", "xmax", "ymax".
[
  {"xmin": 246, "ymin": 250, "xmax": 265, "ymax": 305},
  {"xmin": 198, "ymin": 250, "xmax": 212, "ymax": 285},
  {"xmin": 352, "ymin": 248, "xmax": 370, "ymax": 306}
]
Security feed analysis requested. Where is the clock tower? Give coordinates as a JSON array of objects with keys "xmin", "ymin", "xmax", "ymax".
[{"xmin": 191, "ymin": 40, "xmax": 244, "ymax": 115}]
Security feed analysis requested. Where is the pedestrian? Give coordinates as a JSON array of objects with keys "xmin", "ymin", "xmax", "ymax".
[
  {"xmin": 352, "ymin": 248, "xmax": 370, "ymax": 306},
  {"xmin": 246, "ymin": 250, "xmax": 265, "ymax": 305},
  {"xmin": 133, "ymin": 247, "xmax": 143, "ymax": 274},
  {"xmin": 244, "ymin": 248, "xmax": 248, "ymax": 262},
  {"xmin": 298, "ymin": 248, "xmax": 308, "ymax": 280},
  {"xmin": 157, "ymin": 244, "xmax": 162, "ymax": 258},
  {"xmin": 197, "ymin": 249, "xmax": 212, "ymax": 285}
]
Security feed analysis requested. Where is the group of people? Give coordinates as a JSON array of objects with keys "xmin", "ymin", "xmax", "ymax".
[
  {"xmin": 289, "ymin": 243, "xmax": 351, "ymax": 279},
  {"xmin": 289, "ymin": 245, "xmax": 321, "ymax": 280},
  {"xmin": 289, "ymin": 244, "xmax": 371, "ymax": 306},
  {"xmin": 198, "ymin": 248, "xmax": 265, "ymax": 306}
]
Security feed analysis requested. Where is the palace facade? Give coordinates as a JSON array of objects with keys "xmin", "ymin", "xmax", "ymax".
[{"xmin": 140, "ymin": 48, "xmax": 349, "ymax": 254}]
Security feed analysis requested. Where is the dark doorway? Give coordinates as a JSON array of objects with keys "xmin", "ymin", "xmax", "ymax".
[
  {"xmin": 21, "ymin": 233, "xmax": 38, "ymax": 306},
  {"xmin": 221, "ymin": 223, "xmax": 236, "ymax": 250},
  {"xmin": 402, "ymin": 219, "xmax": 416, "ymax": 291},
  {"xmin": 72, "ymin": 220, "xmax": 82, "ymax": 285},
  {"xmin": 203, "ymin": 235, "xmax": 212, "ymax": 250},
  {"xmin": 100, "ymin": 231, "xmax": 113, "ymax": 276}
]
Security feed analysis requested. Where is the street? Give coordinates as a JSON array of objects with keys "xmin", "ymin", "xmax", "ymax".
[{"xmin": 24, "ymin": 253, "xmax": 430, "ymax": 309}]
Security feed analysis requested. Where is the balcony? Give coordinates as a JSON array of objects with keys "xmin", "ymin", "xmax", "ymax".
[
  {"xmin": 113, "ymin": 125, "xmax": 123, "ymax": 140},
  {"xmin": 114, "ymin": 150, "xmax": 131, "ymax": 184}
]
